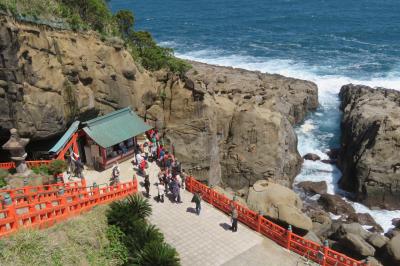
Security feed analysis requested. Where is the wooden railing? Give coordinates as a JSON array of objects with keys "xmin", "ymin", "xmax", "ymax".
[
  {"xmin": 0, "ymin": 160, "xmax": 51, "ymax": 170},
  {"xmin": 186, "ymin": 176, "xmax": 365, "ymax": 266},
  {"xmin": 26, "ymin": 160, "xmax": 52, "ymax": 168},
  {"xmin": 0, "ymin": 162, "xmax": 15, "ymax": 170},
  {"xmin": 0, "ymin": 178, "xmax": 138, "ymax": 237}
]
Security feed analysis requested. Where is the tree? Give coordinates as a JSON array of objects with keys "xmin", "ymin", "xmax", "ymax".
[
  {"xmin": 134, "ymin": 241, "xmax": 180, "ymax": 266},
  {"xmin": 114, "ymin": 10, "xmax": 134, "ymax": 37},
  {"xmin": 107, "ymin": 194, "xmax": 152, "ymax": 228}
]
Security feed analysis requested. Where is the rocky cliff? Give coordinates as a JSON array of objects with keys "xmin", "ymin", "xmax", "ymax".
[
  {"xmin": 0, "ymin": 16, "xmax": 318, "ymax": 190},
  {"xmin": 339, "ymin": 84, "xmax": 400, "ymax": 210}
]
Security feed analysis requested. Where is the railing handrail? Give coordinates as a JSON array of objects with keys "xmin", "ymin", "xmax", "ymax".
[
  {"xmin": 185, "ymin": 176, "xmax": 365, "ymax": 266},
  {"xmin": 0, "ymin": 178, "xmax": 138, "ymax": 238}
]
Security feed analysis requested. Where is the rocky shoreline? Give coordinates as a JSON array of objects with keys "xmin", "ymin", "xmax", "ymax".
[
  {"xmin": 0, "ymin": 16, "xmax": 318, "ymax": 190},
  {"xmin": 1, "ymin": 15, "xmax": 399, "ymax": 265},
  {"xmin": 339, "ymin": 84, "xmax": 400, "ymax": 210}
]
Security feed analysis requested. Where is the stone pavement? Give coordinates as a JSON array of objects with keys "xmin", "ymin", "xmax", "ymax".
[{"xmin": 74, "ymin": 159, "xmax": 314, "ymax": 266}]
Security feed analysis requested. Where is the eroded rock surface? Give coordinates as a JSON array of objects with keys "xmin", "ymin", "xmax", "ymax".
[
  {"xmin": 339, "ymin": 84, "xmax": 400, "ymax": 209},
  {"xmin": 0, "ymin": 16, "xmax": 318, "ymax": 190},
  {"xmin": 247, "ymin": 180, "xmax": 312, "ymax": 231}
]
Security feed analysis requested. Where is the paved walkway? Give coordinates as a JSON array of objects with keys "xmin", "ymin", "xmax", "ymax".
[{"xmin": 70, "ymin": 159, "xmax": 313, "ymax": 266}]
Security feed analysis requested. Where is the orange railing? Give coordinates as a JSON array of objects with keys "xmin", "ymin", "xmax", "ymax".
[
  {"xmin": 0, "ymin": 178, "xmax": 138, "ymax": 237},
  {"xmin": 0, "ymin": 162, "xmax": 16, "ymax": 170},
  {"xmin": 0, "ymin": 160, "xmax": 52, "ymax": 170},
  {"xmin": 186, "ymin": 176, "xmax": 365, "ymax": 266},
  {"xmin": 26, "ymin": 160, "xmax": 52, "ymax": 168}
]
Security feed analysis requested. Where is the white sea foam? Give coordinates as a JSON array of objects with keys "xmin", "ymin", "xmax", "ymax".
[{"xmin": 175, "ymin": 49, "xmax": 400, "ymax": 233}]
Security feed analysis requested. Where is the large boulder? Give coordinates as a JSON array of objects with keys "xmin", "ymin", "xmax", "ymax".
[
  {"xmin": 367, "ymin": 233, "xmax": 389, "ymax": 250},
  {"xmin": 347, "ymin": 212, "xmax": 383, "ymax": 233},
  {"xmin": 383, "ymin": 234, "xmax": 400, "ymax": 265},
  {"xmin": 332, "ymin": 223, "xmax": 372, "ymax": 240},
  {"xmin": 277, "ymin": 204, "xmax": 312, "ymax": 231},
  {"xmin": 309, "ymin": 209, "xmax": 333, "ymax": 239},
  {"xmin": 247, "ymin": 180, "xmax": 312, "ymax": 231},
  {"xmin": 339, "ymin": 84, "xmax": 400, "ymax": 209},
  {"xmin": 338, "ymin": 233, "xmax": 375, "ymax": 257},
  {"xmin": 303, "ymin": 153, "xmax": 321, "ymax": 161},
  {"xmin": 297, "ymin": 181, "xmax": 327, "ymax": 195},
  {"xmin": 304, "ymin": 231, "xmax": 323, "ymax": 245},
  {"xmin": 318, "ymin": 194, "xmax": 355, "ymax": 216}
]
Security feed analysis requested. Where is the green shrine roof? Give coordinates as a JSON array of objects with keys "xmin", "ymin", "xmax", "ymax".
[{"xmin": 82, "ymin": 107, "xmax": 152, "ymax": 148}]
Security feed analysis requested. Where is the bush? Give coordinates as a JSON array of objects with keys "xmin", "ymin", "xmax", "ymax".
[
  {"xmin": 31, "ymin": 164, "xmax": 50, "ymax": 175},
  {"xmin": 48, "ymin": 160, "xmax": 67, "ymax": 175},
  {"xmin": 106, "ymin": 194, "xmax": 180, "ymax": 265},
  {"xmin": 107, "ymin": 194, "xmax": 152, "ymax": 227},
  {"xmin": 103, "ymin": 225, "xmax": 129, "ymax": 264},
  {"xmin": 0, "ymin": 169, "xmax": 8, "ymax": 187},
  {"xmin": 134, "ymin": 241, "xmax": 180, "ymax": 266}
]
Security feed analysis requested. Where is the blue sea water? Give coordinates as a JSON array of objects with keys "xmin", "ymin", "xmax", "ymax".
[{"xmin": 108, "ymin": 0, "xmax": 400, "ymax": 231}]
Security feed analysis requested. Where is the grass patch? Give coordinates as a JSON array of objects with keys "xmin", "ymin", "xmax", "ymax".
[
  {"xmin": 0, "ymin": 205, "xmax": 124, "ymax": 266},
  {"xmin": 0, "ymin": 196, "xmax": 181, "ymax": 266}
]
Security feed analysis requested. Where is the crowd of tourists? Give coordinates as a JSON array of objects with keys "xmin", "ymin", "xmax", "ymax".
[
  {"xmin": 131, "ymin": 129, "xmax": 188, "ymax": 205},
  {"xmin": 111, "ymin": 128, "xmax": 239, "ymax": 232}
]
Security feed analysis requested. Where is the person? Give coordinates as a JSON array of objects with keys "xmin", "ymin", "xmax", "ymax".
[
  {"xmin": 157, "ymin": 181, "xmax": 165, "ymax": 203},
  {"xmin": 111, "ymin": 163, "xmax": 120, "ymax": 184},
  {"xmin": 135, "ymin": 152, "xmax": 143, "ymax": 166},
  {"xmin": 150, "ymin": 142, "xmax": 157, "ymax": 160},
  {"xmin": 158, "ymin": 146, "xmax": 165, "ymax": 164},
  {"xmin": 170, "ymin": 177, "xmax": 179, "ymax": 203},
  {"xmin": 191, "ymin": 192, "xmax": 202, "ymax": 215},
  {"xmin": 162, "ymin": 170, "xmax": 170, "ymax": 194},
  {"xmin": 119, "ymin": 142, "xmax": 128, "ymax": 154},
  {"xmin": 139, "ymin": 160, "xmax": 147, "ymax": 176},
  {"xmin": 230, "ymin": 202, "xmax": 238, "ymax": 232},
  {"xmin": 144, "ymin": 175, "xmax": 150, "ymax": 198},
  {"xmin": 164, "ymin": 151, "xmax": 173, "ymax": 170},
  {"xmin": 180, "ymin": 169, "xmax": 187, "ymax": 190}
]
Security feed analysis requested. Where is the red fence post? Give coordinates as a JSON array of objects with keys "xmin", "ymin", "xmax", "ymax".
[
  {"xmin": 322, "ymin": 240, "xmax": 329, "ymax": 266},
  {"xmin": 257, "ymin": 211, "xmax": 262, "ymax": 233},
  {"xmin": 209, "ymin": 187, "xmax": 214, "ymax": 206},
  {"xmin": 287, "ymin": 225, "xmax": 292, "ymax": 250},
  {"xmin": 81, "ymin": 178, "xmax": 87, "ymax": 188}
]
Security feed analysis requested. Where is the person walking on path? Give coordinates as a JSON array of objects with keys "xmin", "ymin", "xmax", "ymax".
[
  {"xmin": 144, "ymin": 175, "xmax": 151, "ymax": 198},
  {"xmin": 230, "ymin": 201, "xmax": 238, "ymax": 232},
  {"xmin": 157, "ymin": 181, "xmax": 165, "ymax": 203},
  {"xmin": 181, "ymin": 169, "xmax": 187, "ymax": 190},
  {"xmin": 191, "ymin": 192, "xmax": 202, "ymax": 215}
]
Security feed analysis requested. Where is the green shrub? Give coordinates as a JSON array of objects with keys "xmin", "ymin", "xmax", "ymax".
[
  {"xmin": 31, "ymin": 164, "xmax": 50, "ymax": 175},
  {"xmin": 106, "ymin": 194, "xmax": 180, "ymax": 265},
  {"xmin": 48, "ymin": 160, "xmax": 67, "ymax": 175},
  {"xmin": 0, "ymin": 169, "xmax": 8, "ymax": 187},
  {"xmin": 114, "ymin": 9, "xmax": 134, "ymax": 37},
  {"xmin": 107, "ymin": 194, "xmax": 152, "ymax": 227},
  {"xmin": 134, "ymin": 241, "xmax": 180, "ymax": 266},
  {"xmin": 103, "ymin": 225, "xmax": 129, "ymax": 264}
]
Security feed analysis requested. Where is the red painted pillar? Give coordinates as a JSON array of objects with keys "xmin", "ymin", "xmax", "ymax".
[
  {"xmin": 287, "ymin": 225, "xmax": 292, "ymax": 250},
  {"xmin": 72, "ymin": 133, "xmax": 79, "ymax": 155},
  {"xmin": 322, "ymin": 240, "xmax": 329, "ymax": 266},
  {"xmin": 7, "ymin": 204, "xmax": 19, "ymax": 231},
  {"xmin": 257, "ymin": 211, "xmax": 262, "ymax": 233}
]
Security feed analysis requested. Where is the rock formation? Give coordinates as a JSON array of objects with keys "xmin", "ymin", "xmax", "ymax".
[
  {"xmin": 339, "ymin": 84, "xmax": 400, "ymax": 209},
  {"xmin": 0, "ymin": 16, "xmax": 318, "ymax": 190},
  {"xmin": 247, "ymin": 180, "xmax": 312, "ymax": 231}
]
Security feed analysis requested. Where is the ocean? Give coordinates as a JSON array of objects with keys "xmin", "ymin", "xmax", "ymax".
[{"xmin": 108, "ymin": 0, "xmax": 400, "ymax": 232}]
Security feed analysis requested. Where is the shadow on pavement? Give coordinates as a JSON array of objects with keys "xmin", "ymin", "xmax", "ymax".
[
  {"xmin": 186, "ymin": 207, "xmax": 197, "ymax": 214},
  {"xmin": 219, "ymin": 222, "xmax": 232, "ymax": 231}
]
